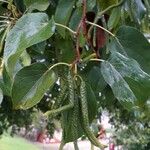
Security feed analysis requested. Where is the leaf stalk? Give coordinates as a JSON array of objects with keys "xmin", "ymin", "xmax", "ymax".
[{"xmin": 55, "ymin": 23, "xmax": 77, "ymax": 35}]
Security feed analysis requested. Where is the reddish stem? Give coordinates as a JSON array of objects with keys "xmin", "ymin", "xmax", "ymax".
[{"xmin": 75, "ymin": 0, "xmax": 87, "ymax": 61}]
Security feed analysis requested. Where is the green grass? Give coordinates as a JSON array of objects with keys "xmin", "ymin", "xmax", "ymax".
[{"xmin": 0, "ymin": 135, "xmax": 39, "ymax": 150}]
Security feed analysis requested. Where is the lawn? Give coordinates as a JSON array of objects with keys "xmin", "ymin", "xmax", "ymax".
[{"xmin": 0, "ymin": 135, "xmax": 39, "ymax": 150}]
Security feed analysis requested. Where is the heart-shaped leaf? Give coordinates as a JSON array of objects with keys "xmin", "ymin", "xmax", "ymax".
[
  {"xmin": 109, "ymin": 52, "xmax": 150, "ymax": 82},
  {"xmin": 97, "ymin": 0, "xmax": 118, "ymax": 11},
  {"xmin": 108, "ymin": 7, "xmax": 121, "ymax": 30},
  {"xmin": 4, "ymin": 13, "xmax": 55, "ymax": 78},
  {"xmin": 115, "ymin": 26, "xmax": 150, "ymax": 74},
  {"xmin": 24, "ymin": 0, "xmax": 50, "ymax": 12},
  {"xmin": 101, "ymin": 61, "xmax": 137, "ymax": 110},
  {"xmin": 12, "ymin": 63, "xmax": 57, "ymax": 109},
  {"xmin": 86, "ymin": 83, "xmax": 97, "ymax": 123},
  {"xmin": 87, "ymin": 66, "xmax": 107, "ymax": 96},
  {"xmin": 109, "ymin": 52, "xmax": 150, "ymax": 103},
  {"xmin": 55, "ymin": 0, "xmax": 75, "ymax": 38}
]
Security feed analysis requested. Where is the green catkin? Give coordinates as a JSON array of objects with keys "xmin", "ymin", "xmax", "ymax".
[
  {"xmin": 44, "ymin": 71, "xmax": 74, "ymax": 117},
  {"xmin": 55, "ymin": 84, "xmax": 68, "ymax": 108},
  {"xmin": 60, "ymin": 70, "xmax": 76, "ymax": 143},
  {"xmin": 58, "ymin": 91, "xmax": 68, "ymax": 108},
  {"xmin": 91, "ymin": 143, "xmax": 94, "ymax": 150},
  {"xmin": 66, "ymin": 71, "xmax": 79, "ymax": 140},
  {"xmin": 71, "ymin": 93, "xmax": 79, "ymax": 140},
  {"xmin": 44, "ymin": 103, "xmax": 73, "ymax": 116},
  {"xmin": 59, "ymin": 140, "xmax": 65, "ymax": 150},
  {"xmin": 80, "ymin": 80, "xmax": 105, "ymax": 149},
  {"xmin": 74, "ymin": 140, "xmax": 79, "ymax": 150},
  {"xmin": 67, "ymin": 71, "xmax": 74, "ymax": 106}
]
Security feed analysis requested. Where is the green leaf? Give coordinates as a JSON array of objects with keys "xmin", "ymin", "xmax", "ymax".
[
  {"xmin": 69, "ymin": 8, "xmax": 82, "ymax": 31},
  {"xmin": 55, "ymin": 36, "xmax": 75, "ymax": 63},
  {"xmin": 125, "ymin": 79, "xmax": 149, "ymax": 106},
  {"xmin": 3, "ymin": 13, "xmax": 55, "ymax": 78},
  {"xmin": 100, "ymin": 87, "xmax": 116, "ymax": 109},
  {"xmin": 12, "ymin": 63, "xmax": 57, "ymax": 109},
  {"xmin": 55, "ymin": 0, "xmax": 75, "ymax": 38},
  {"xmin": 87, "ymin": 0, "xmax": 96, "ymax": 11},
  {"xmin": 113, "ymin": 26, "xmax": 150, "ymax": 74},
  {"xmin": 77, "ymin": 0, "xmax": 96, "ymax": 11},
  {"xmin": 19, "ymin": 50, "xmax": 31, "ymax": 67},
  {"xmin": 24, "ymin": 0, "xmax": 50, "ymax": 12},
  {"xmin": 109, "ymin": 52, "xmax": 150, "ymax": 103},
  {"xmin": 86, "ymin": 83, "xmax": 97, "ymax": 123},
  {"xmin": 2, "ymin": 66, "xmax": 12, "ymax": 96},
  {"xmin": 127, "ymin": 0, "xmax": 146, "ymax": 24},
  {"xmin": 109, "ymin": 52, "xmax": 150, "ymax": 82},
  {"xmin": 108, "ymin": 7, "xmax": 121, "ymax": 30},
  {"xmin": 0, "ymin": 88, "xmax": 3, "ymax": 105},
  {"xmin": 101, "ymin": 61, "xmax": 137, "ymax": 110},
  {"xmin": 87, "ymin": 66, "xmax": 107, "ymax": 96},
  {"xmin": 98, "ymin": 0, "xmax": 118, "ymax": 11}
]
